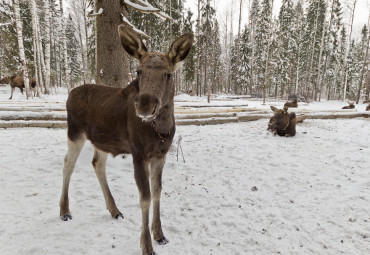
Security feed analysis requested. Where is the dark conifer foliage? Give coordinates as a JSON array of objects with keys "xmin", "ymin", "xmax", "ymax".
[{"xmin": 0, "ymin": 0, "xmax": 368, "ymax": 101}]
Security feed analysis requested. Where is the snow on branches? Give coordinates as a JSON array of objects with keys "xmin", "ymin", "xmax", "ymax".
[{"xmin": 121, "ymin": 14, "xmax": 150, "ymax": 38}]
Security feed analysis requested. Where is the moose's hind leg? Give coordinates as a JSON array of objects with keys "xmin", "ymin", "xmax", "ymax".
[
  {"xmin": 92, "ymin": 148, "xmax": 123, "ymax": 219},
  {"xmin": 59, "ymin": 135, "xmax": 86, "ymax": 221}
]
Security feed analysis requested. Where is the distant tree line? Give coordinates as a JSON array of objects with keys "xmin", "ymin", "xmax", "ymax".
[{"xmin": 0, "ymin": 0, "xmax": 369, "ymax": 103}]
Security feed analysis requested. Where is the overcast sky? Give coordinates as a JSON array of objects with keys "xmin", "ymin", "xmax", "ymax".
[{"xmin": 184, "ymin": 0, "xmax": 370, "ymax": 39}]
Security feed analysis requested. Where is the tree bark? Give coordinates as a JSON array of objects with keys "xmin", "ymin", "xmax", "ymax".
[
  {"xmin": 42, "ymin": 0, "xmax": 52, "ymax": 94},
  {"xmin": 234, "ymin": 0, "xmax": 242, "ymax": 94},
  {"xmin": 196, "ymin": 0, "xmax": 201, "ymax": 96},
  {"xmin": 95, "ymin": 0, "xmax": 130, "ymax": 87},
  {"xmin": 59, "ymin": 0, "xmax": 71, "ymax": 93},
  {"xmin": 315, "ymin": 8, "xmax": 327, "ymax": 101},
  {"xmin": 342, "ymin": 0, "xmax": 357, "ymax": 101},
  {"xmin": 356, "ymin": 29, "xmax": 370, "ymax": 104},
  {"xmin": 14, "ymin": 0, "xmax": 30, "ymax": 98},
  {"xmin": 30, "ymin": 0, "xmax": 43, "ymax": 95}
]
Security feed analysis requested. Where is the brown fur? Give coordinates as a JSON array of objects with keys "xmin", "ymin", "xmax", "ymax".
[
  {"xmin": 366, "ymin": 104, "xmax": 370, "ymax": 111},
  {"xmin": 0, "ymin": 76, "xmax": 10, "ymax": 85},
  {"xmin": 284, "ymin": 98, "xmax": 298, "ymax": 108},
  {"xmin": 268, "ymin": 106, "xmax": 297, "ymax": 137},
  {"xmin": 59, "ymin": 25, "xmax": 194, "ymax": 255},
  {"xmin": 342, "ymin": 102, "xmax": 355, "ymax": 109},
  {"xmin": 5, "ymin": 75, "xmax": 37, "ymax": 99}
]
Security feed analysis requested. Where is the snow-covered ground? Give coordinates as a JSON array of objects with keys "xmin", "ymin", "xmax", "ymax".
[
  {"xmin": 1, "ymin": 118, "xmax": 369, "ymax": 255},
  {"xmin": 0, "ymin": 84, "xmax": 369, "ymax": 254}
]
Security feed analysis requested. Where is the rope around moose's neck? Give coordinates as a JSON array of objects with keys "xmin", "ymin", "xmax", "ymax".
[{"xmin": 150, "ymin": 120, "xmax": 171, "ymax": 143}]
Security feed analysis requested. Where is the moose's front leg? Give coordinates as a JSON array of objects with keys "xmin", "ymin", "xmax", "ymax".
[
  {"xmin": 150, "ymin": 156, "xmax": 168, "ymax": 245},
  {"xmin": 133, "ymin": 155, "xmax": 155, "ymax": 255}
]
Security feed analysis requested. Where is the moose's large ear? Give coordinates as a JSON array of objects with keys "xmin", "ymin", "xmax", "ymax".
[
  {"xmin": 283, "ymin": 106, "xmax": 288, "ymax": 113},
  {"xmin": 270, "ymin": 106, "xmax": 278, "ymax": 113},
  {"xmin": 168, "ymin": 33, "xmax": 194, "ymax": 68},
  {"xmin": 118, "ymin": 24, "xmax": 148, "ymax": 61}
]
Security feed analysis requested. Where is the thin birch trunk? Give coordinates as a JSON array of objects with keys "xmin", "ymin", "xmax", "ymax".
[
  {"xmin": 196, "ymin": 0, "xmax": 201, "ymax": 96},
  {"xmin": 356, "ymin": 16, "xmax": 370, "ymax": 104},
  {"xmin": 33, "ymin": 38, "xmax": 40, "ymax": 97},
  {"xmin": 315, "ymin": 7, "xmax": 327, "ymax": 101},
  {"xmin": 31, "ymin": 0, "xmax": 46, "ymax": 93},
  {"xmin": 228, "ymin": 2, "xmax": 234, "ymax": 94},
  {"xmin": 262, "ymin": 0, "xmax": 274, "ymax": 104},
  {"xmin": 77, "ymin": 16, "xmax": 87, "ymax": 84},
  {"xmin": 30, "ymin": 0, "xmax": 43, "ymax": 95},
  {"xmin": 83, "ymin": 0, "xmax": 89, "ymax": 80},
  {"xmin": 306, "ymin": 0, "xmax": 321, "ymax": 102},
  {"xmin": 14, "ymin": 0, "xmax": 30, "ymax": 99},
  {"xmin": 250, "ymin": 13, "xmax": 256, "ymax": 96},
  {"xmin": 234, "ymin": 0, "xmax": 242, "ymax": 94},
  {"xmin": 42, "ymin": 0, "xmax": 52, "ymax": 94},
  {"xmin": 59, "ymin": 0, "xmax": 71, "ymax": 93},
  {"xmin": 342, "ymin": 0, "xmax": 357, "ymax": 101}
]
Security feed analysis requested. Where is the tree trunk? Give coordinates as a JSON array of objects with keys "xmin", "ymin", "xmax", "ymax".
[
  {"xmin": 59, "ymin": 0, "xmax": 71, "ymax": 93},
  {"xmin": 196, "ymin": 0, "xmax": 201, "ymax": 96},
  {"xmin": 342, "ymin": 0, "xmax": 357, "ymax": 101},
  {"xmin": 96, "ymin": 0, "xmax": 130, "ymax": 87},
  {"xmin": 234, "ymin": 0, "xmax": 242, "ymax": 94},
  {"xmin": 83, "ymin": 1, "xmax": 89, "ymax": 79},
  {"xmin": 42, "ymin": 0, "xmax": 52, "ymax": 94},
  {"xmin": 14, "ymin": 0, "xmax": 30, "ymax": 98},
  {"xmin": 365, "ymin": 69, "xmax": 370, "ymax": 102},
  {"xmin": 356, "ymin": 31, "xmax": 370, "ymax": 104},
  {"xmin": 306, "ymin": 0, "xmax": 321, "ymax": 102},
  {"xmin": 262, "ymin": 0, "xmax": 274, "ymax": 104},
  {"xmin": 30, "ymin": 0, "xmax": 43, "ymax": 95},
  {"xmin": 315, "ymin": 10, "xmax": 327, "ymax": 101}
]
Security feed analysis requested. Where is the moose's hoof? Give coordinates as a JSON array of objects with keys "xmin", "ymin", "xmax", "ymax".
[
  {"xmin": 60, "ymin": 214, "xmax": 72, "ymax": 221},
  {"xmin": 114, "ymin": 212, "xmax": 124, "ymax": 219},
  {"xmin": 149, "ymin": 253, "xmax": 157, "ymax": 255},
  {"xmin": 156, "ymin": 236, "xmax": 169, "ymax": 245}
]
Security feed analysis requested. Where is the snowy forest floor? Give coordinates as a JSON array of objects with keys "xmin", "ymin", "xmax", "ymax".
[{"xmin": 0, "ymin": 84, "xmax": 369, "ymax": 255}]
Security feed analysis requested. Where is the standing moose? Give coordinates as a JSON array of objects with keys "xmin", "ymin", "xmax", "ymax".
[
  {"xmin": 59, "ymin": 25, "xmax": 194, "ymax": 255},
  {"xmin": 0, "ymin": 75, "xmax": 36, "ymax": 99}
]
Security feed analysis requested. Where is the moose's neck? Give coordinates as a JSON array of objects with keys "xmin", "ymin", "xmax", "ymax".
[{"xmin": 153, "ymin": 100, "xmax": 175, "ymax": 134}]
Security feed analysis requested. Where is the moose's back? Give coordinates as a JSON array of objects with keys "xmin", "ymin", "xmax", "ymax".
[{"xmin": 66, "ymin": 82, "xmax": 139, "ymax": 156}]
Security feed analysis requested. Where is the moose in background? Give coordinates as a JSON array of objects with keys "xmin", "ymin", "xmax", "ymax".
[
  {"xmin": 342, "ymin": 101, "xmax": 355, "ymax": 109},
  {"xmin": 0, "ymin": 75, "xmax": 36, "ymax": 99},
  {"xmin": 366, "ymin": 104, "xmax": 370, "ymax": 111},
  {"xmin": 284, "ymin": 98, "xmax": 298, "ymax": 108},
  {"xmin": 268, "ymin": 106, "xmax": 297, "ymax": 137}
]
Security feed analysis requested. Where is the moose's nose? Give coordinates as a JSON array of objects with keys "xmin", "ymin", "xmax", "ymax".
[{"xmin": 134, "ymin": 93, "xmax": 160, "ymax": 120}]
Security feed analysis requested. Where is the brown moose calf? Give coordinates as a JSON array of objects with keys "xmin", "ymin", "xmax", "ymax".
[
  {"xmin": 284, "ymin": 98, "xmax": 298, "ymax": 108},
  {"xmin": 342, "ymin": 102, "xmax": 355, "ymax": 109},
  {"xmin": 59, "ymin": 25, "xmax": 194, "ymax": 255},
  {"xmin": 0, "ymin": 75, "xmax": 36, "ymax": 99},
  {"xmin": 268, "ymin": 106, "xmax": 297, "ymax": 137}
]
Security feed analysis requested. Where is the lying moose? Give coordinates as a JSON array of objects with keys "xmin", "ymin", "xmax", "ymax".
[
  {"xmin": 59, "ymin": 25, "xmax": 194, "ymax": 255},
  {"xmin": 268, "ymin": 106, "xmax": 297, "ymax": 137},
  {"xmin": 0, "ymin": 75, "xmax": 36, "ymax": 99},
  {"xmin": 342, "ymin": 101, "xmax": 355, "ymax": 109},
  {"xmin": 284, "ymin": 98, "xmax": 298, "ymax": 108}
]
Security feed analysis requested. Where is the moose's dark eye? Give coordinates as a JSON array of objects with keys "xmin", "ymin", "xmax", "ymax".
[
  {"xmin": 167, "ymin": 74, "xmax": 173, "ymax": 79},
  {"xmin": 136, "ymin": 70, "xmax": 141, "ymax": 76}
]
